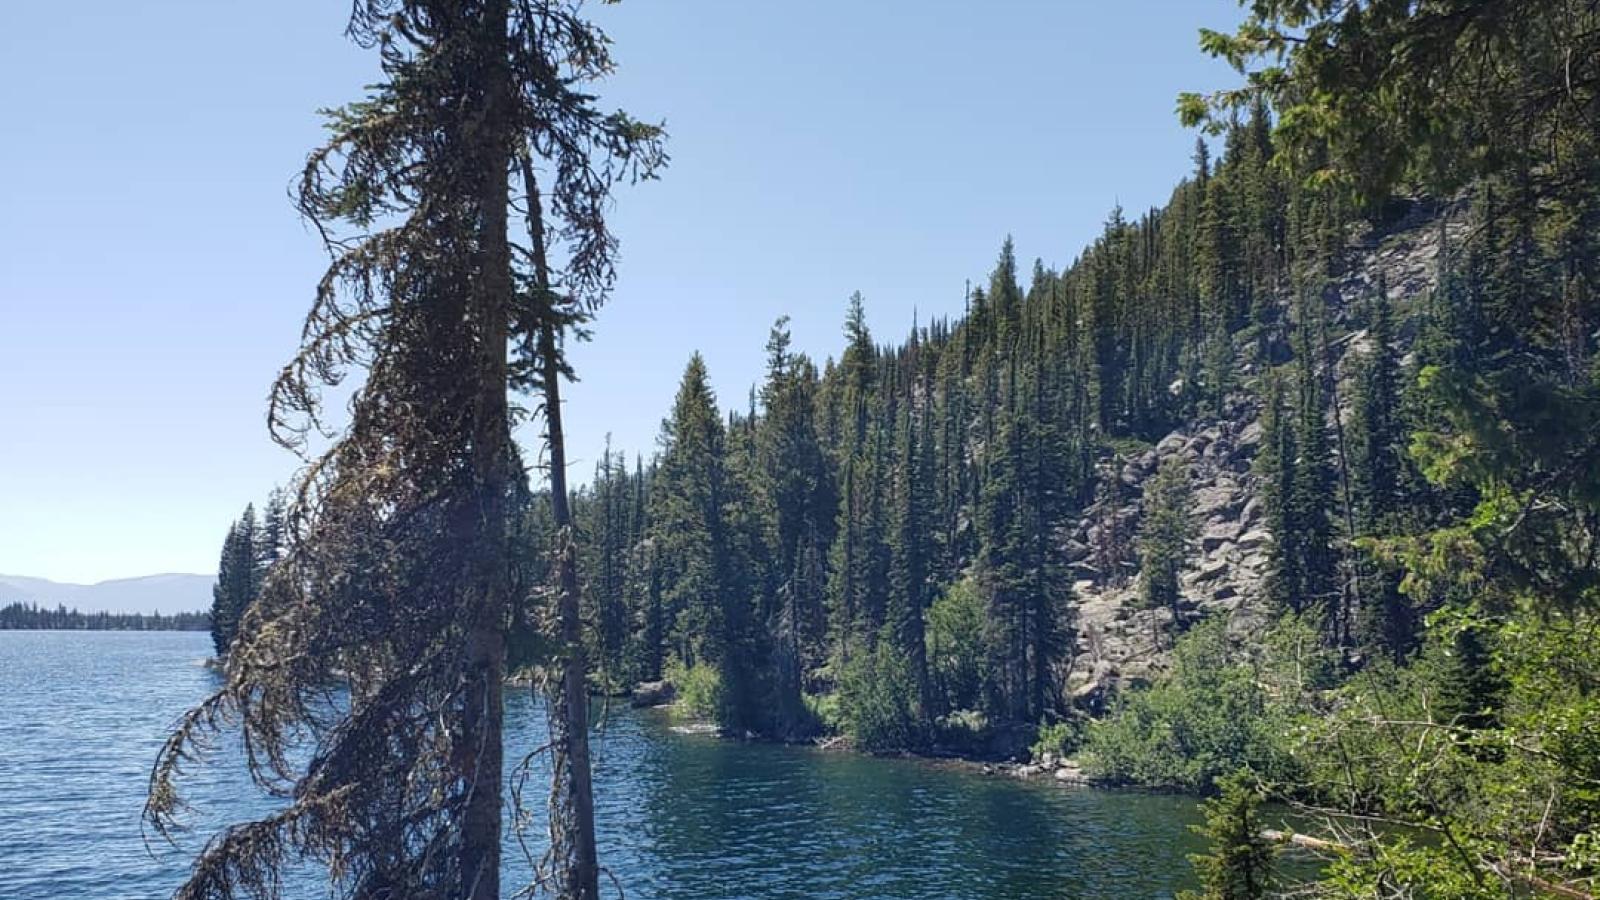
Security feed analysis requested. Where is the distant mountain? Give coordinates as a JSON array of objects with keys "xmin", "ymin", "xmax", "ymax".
[{"xmin": 0, "ymin": 573, "xmax": 214, "ymax": 616}]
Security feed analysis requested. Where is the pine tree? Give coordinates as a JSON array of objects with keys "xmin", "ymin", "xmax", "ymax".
[
  {"xmin": 652, "ymin": 354, "xmax": 760, "ymax": 729},
  {"xmin": 208, "ymin": 517, "xmax": 244, "ymax": 658},
  {"xmin": 1258, "ymin": 370, "xmax": 1302, "ymax": 615},
  {"xmin": 149, "ymin": 5, "xmax": 665, "ymax": 897},
  {"xmin": 1179, "ymin": 772, "xmax": 1277, "ymax": 900},
  {"xmin": 756, "ymin": 318, "xmax": 834, "ymax": 736},
  {"xmin": 888, "ymin": 362, "xmax": 933, "ymax": 722},
  {"xmin": 1140, "ymin": 457, "xmax": 1194, "ymax": 643},
  {"xmin": 826, "ymin": 295, "xmax": 887, "ymax": 661},
  {"xmin": 1349, "ymin": 278, "xmax": 1417, "ymax": 661},
  {"xmin": 1289, "ymin": 303, "xmax": 1338, "ymax": 639}
]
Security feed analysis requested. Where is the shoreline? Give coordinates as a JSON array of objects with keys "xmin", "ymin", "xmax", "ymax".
[{"xmin": 643, "ymin": 700, "xmax": 1100, "ymax": 789}]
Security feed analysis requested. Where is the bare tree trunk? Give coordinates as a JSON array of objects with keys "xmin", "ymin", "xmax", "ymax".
[
  {"xmin": 461, "ymin": 1, "xmax": 514, "ymax": 894},
  {"xmin": 522, "ymin": 156, "xmax": 601, "ymax": 900}
]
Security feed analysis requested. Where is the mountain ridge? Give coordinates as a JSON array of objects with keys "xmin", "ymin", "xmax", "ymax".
[{"xmin": 0, "ymin": 573, "xmax": 214, "ymax": 616}]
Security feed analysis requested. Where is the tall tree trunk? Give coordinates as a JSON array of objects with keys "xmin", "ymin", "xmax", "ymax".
[
  {"xmin": 461, "ymin": 3, "xmax": 514, "ymax": 898},
  {"xmin": 523, "ymin": 157, "xmax": 601, "ymax": 900}
]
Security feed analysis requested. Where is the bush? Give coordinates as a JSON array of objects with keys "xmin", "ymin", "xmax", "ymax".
[
  {"xmin": 1031, "ymin": 718, "xmax": 1085, "ymax": 762},
  {"xmin": 926, "ymin": 576, "xmax": 987, "ymax": 712},
  {"xmin": 804, "ymin": 690, "xmax": 843, "ymax": 734},
  {"xmin": 1083, "ymin": 619, "xmax": 1299, "ymax": 792},
  {"xmin": 665, "ymin": 659, "xmax": 723, "ymax": 722},
  {"xmin": 836, "ymin": 642, "xmax": 922, "ymax": 752},
  {"xmin": 930, "ymin": 708, "xmax": 988, "ymax": 754}
]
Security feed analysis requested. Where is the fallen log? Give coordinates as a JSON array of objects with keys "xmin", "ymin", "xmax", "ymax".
[
  {"xmin": 1258, "ymin": 830, "xmax": 1594, "ymax": 899},
  {"xmin": 1260, "ymin": 829, "xmax": 1346, "ymax": 855}
]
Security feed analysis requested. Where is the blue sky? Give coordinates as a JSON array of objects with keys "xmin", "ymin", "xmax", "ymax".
[{"xmin": 0, "ymin": 0, "xmax": 1243, "ymax": 583}]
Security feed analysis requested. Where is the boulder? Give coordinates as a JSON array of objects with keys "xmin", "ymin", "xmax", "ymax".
[
  {"xmin": 630, "ymin": 680, "xmax": 675, "ymax": 708},
  {"xmin": 1156, "ymin": 432, "xmax": 1187, "ymax": 455},
  {"xmin": 1193, "ymin": 485, "xmax": 1242, "ymax": 520},
  {"xmin": 1240, "ymin": 496, "xmax": 1263, "ymax": 526},
  {"xmin": 1131, "ymin": 450, "xmax": 1159, "ymax": 475},
  {"xmin": 1237, "ymin": 528, "xmax": 1271, "ymax": 550},
  {"xmin": 1054, "ymin": 762, "xmax": 1090, "ymax": 785},
  {"xmin": 1238, "ymin": 420, "xmax": 1264, "ymax": 448},
  {"xmin": 1070, "ymin": 661, "xmax": 1117, "ymax": 715},
  {"xmin": 1200, "ymin": 520, "xmax": 1242, "ymax": 552}
]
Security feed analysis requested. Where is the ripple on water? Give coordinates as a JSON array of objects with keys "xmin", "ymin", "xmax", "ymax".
[{"xmin": 2, "ymin": 631, "xmax": 1212, "ymax": 899}]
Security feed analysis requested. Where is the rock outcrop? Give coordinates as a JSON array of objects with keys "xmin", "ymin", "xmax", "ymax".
[{"xmin": 1061, "ymin": 200, "xmax": 1468, "ymax": 704}]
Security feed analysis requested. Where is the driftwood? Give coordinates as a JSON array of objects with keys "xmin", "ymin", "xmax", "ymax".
[
  {"xmin": 1261, "ymin": 829, "xmax": 1346, "ymax": 855},
  {"xmin": 1259, "ymin": 830, "xmax": 1595, "ymax": 900}
]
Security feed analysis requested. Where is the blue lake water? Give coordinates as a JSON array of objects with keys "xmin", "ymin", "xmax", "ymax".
[{"xmin": 0, "ymin": 630, "xmax": 1218, "ymax": 899}]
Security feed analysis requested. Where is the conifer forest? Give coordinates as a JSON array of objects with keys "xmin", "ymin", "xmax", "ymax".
[{"xmin": 116, "ymin": 0, "xmax": 1600, "ymax": 897}]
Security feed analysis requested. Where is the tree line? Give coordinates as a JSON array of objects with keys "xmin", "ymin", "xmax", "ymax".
[
  {"xmin": 0, "ymin": 602, "xmax": 208, "ymax": 632},
  {"xmin": 559, "ymin": 96, "xmax": 1420, "ymax": 746}
]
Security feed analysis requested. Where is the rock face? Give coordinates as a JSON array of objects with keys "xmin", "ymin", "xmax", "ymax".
[
  {"xmin": 1064, "ymin": 413, "xmax": 1270, "ymax": 698},
  {"xmin": 1060, "ymin": 201, "xmax": 1466, "ymax": 704}
]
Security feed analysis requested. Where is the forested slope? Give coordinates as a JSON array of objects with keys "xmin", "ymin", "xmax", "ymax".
[
  {"xmin": 558, "ymin": 102, "xmax": 1453, "ymax": 737},
  {"xmin": 1065, "ymin": 201, "xmax": 1470, "ymax": 703},
  {"xmin": 559, "ymin": 1, "xmax": 1600, "ymax": 892}
]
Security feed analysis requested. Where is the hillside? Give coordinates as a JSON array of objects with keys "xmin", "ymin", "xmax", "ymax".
[
  {"xmin": 0, "ymin": 574, "xmax": 213, "ymax": 616},
  {"xmin": 1064, "ymin": 201, "xmax": 1469, "ymax": 702}
]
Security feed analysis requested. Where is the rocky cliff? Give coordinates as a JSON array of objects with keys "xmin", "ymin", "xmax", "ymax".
[{"xmin": 1062, "ymin": 200, "xmax": 1468, "ymax": 706}]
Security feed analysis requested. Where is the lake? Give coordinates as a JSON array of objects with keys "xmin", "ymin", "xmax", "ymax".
[{"xmin": 0, "ymin": 631, "xmax": 1215, "ymax": 899}]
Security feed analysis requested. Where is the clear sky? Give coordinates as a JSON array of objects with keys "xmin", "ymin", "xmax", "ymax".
[{"xmin": 0, "ymin": 0, "xmax": 1243, "ymax": 584}]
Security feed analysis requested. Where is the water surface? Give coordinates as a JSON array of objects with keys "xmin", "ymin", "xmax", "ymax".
[{"xmin": 0, "ymin": 631, "xmax": 1214, "ymax": 899}]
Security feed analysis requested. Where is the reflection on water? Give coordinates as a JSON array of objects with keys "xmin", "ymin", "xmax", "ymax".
[{"xmin": 0, "ymin": 631, "xmax": 1217, "ymax": 899}]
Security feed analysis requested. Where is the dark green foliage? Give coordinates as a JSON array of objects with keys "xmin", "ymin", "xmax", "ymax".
[
  {"xmin": 1179, "ymin": 771, "xmax": 1277, "ymax": 900},
  {"xmin": 836, "ymin": 640, "xmax": 921, "ymax": 753},
  {"xmin": 1435, "ymin": 615, "xmax": 1507, "ymax": 734},
  {"xmin": 1258, "ymin": 315, "xmax": 1339, "ymax": 643},
  {"xmin": 651, "ymin": 354, "xmax": 763, "ymax": 730},
  {"xmin": 208, "ymin": 505, "xmax": 261, "ymax": 658},
  {"xmin": 1139, "ymin": 456, "xmax": 1194, "ymax": 641},
  {"xmin": 756, "ymin": 318, "xmax": 835, "ymax": 737}
]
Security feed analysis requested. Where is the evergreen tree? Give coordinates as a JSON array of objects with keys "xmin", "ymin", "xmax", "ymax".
[
  {"xmin": 888, "ymin": 364, "xmax": 933, "ymax": 721},
  {"xmin": 1257, "ymin": 371, "xmax": 1302, "ymax": 615},
  {"xmin": 757, "ymin": 318, "xmax": 835, "ymax": 735},
  {"xmin": 1179, "ymin": 772, "xmax": 1277, "ymax": 900},
  {"xmin": 1289, "ymin": 304, "xmax": 1338, "ymax": 640},
  {"xmin": 208, "ymin": 511, "xmax": 256, "ymax": 658},
  {"xmin": 1140, "ymin": 457, "xmax": 1194, "ymax": 643},
  {"xmin": 149, "ymin": 4, "xmax": 665, "ymax": 897},
  {"xmin": 652, "ymin": 354, "xmax": 760, "ymax": 729},
  {"xmin": 1349, "ymin": 278, "xmax": 1417, "ymax": 661}
]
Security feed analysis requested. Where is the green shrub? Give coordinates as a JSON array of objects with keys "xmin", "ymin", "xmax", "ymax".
[
  {"xmin": 1083, "ymin": 619, "xmax": 1298, "ymax": 792},
  {"xmin": 931, "ymin": 708, "xmax": 990, "ymax": 755},
  {"xmin": 836, "ymin": 642, "xmax": 922, "ymax": 752},
  {"xmin": 804, "ymin": 691, "xmax": 844, "ymax": 734},
  {"xmin": 1030, "ymin": 718, "xmax": 1085, "ymax": 762},
  {"xmin": 926, "ymin": 576, "xmax": 987, "ymax": 712},
  {"xmin": 665, "ymin": 659, "xmax": 723, "ymax": 722}
]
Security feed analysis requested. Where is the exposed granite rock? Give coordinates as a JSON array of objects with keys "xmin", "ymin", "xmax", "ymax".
[{"xmin": 1058, "ymin": 202, "xmax": 1461, "ymax": 708}]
